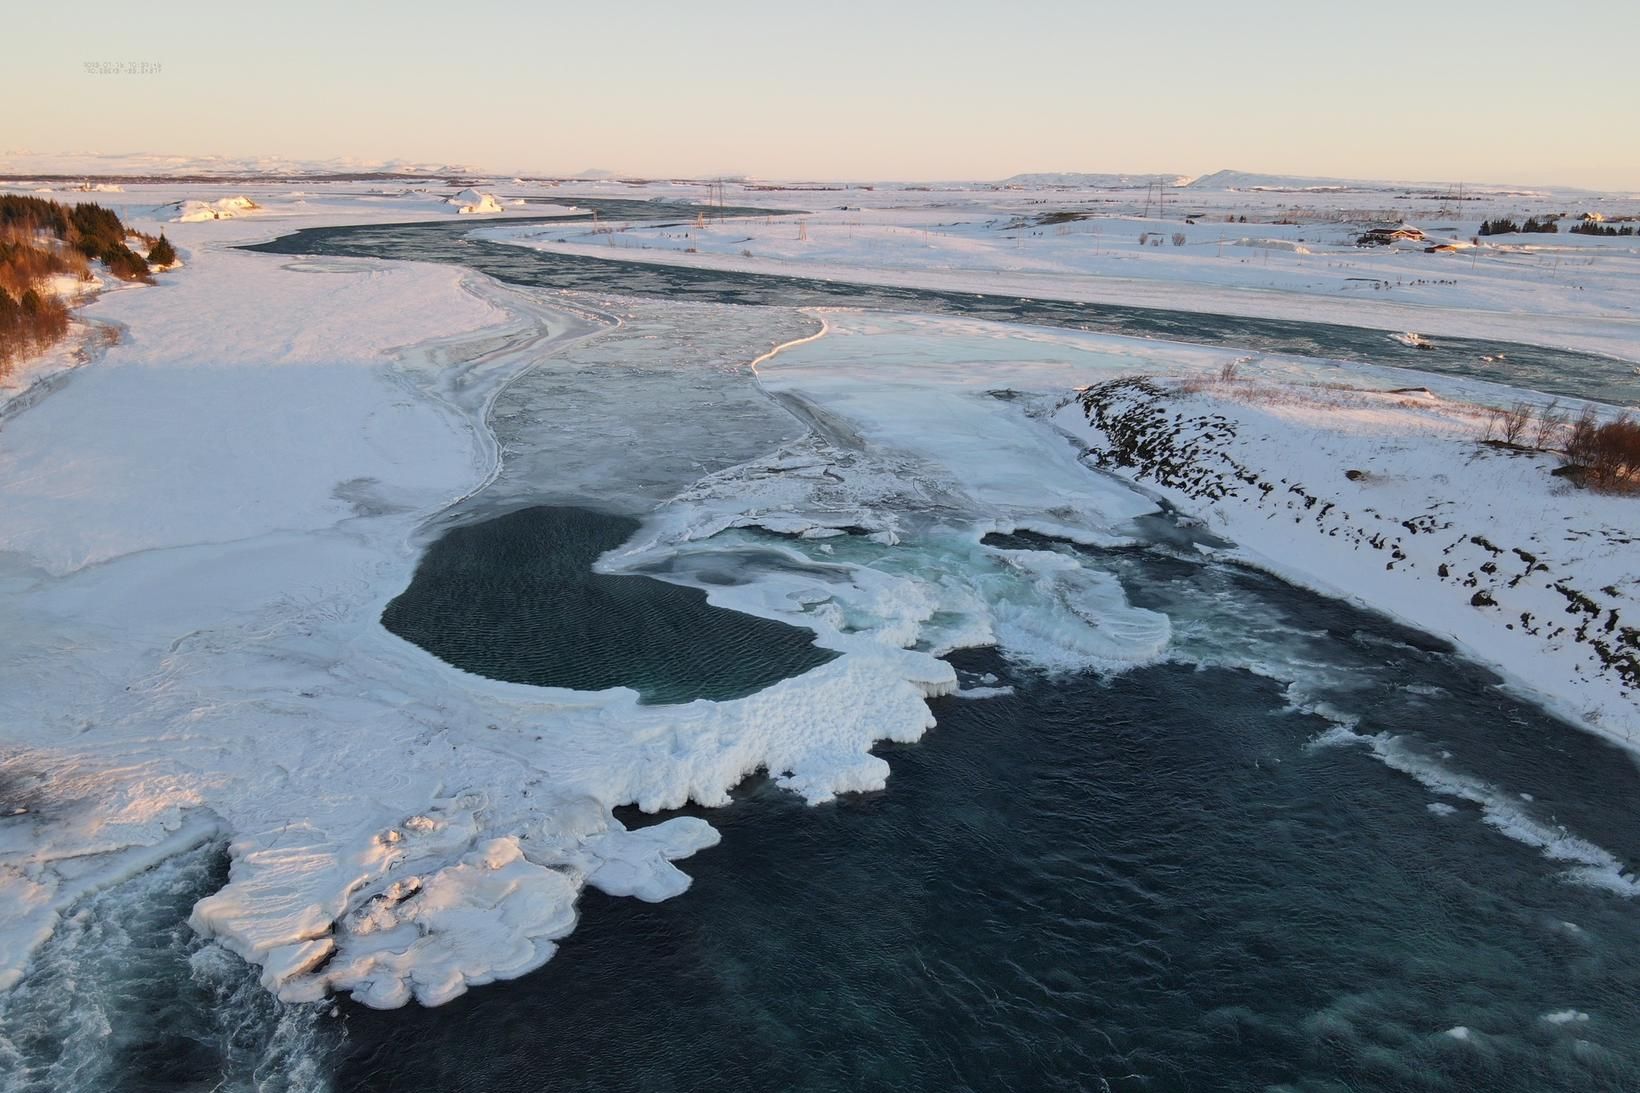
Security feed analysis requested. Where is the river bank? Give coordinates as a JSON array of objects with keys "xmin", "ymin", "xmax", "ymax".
[{"xmin": 1054, "ymin": 373, "xmax": 1639, "ymax": 746}]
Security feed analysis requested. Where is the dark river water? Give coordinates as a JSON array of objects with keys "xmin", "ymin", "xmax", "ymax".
[
  {"xmin": 246, "ymin": 201, "xmax": 1639, "ymax": 406},
  {"xmin": 340, "ymin": 530, "xmax": 1640, "ymax": 1093},
  {"xmin": 381, "ymin": 506, "xmax": 834, "ymax": 703},
  {"xmin": 6, "ymin": 200, "xmax": 1633, "ymax": 1093},
  {"xmin": 15, "ymin": 547, "xmax": 1639, "ymax": 1091}
]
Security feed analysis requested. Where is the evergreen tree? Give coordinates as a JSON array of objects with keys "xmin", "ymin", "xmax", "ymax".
[
  {"xmin": 148, "ymin": 234, "xmax": 177, "ymax": 267},
  {"xmin": 102, "ymin": 242, "xmax": 151, "ymax": 282}
]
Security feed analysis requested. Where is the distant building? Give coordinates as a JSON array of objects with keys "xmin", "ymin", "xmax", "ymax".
[{"xmin": 1357, "ymin": 224, "xmax": 1427, "ymax": 246}]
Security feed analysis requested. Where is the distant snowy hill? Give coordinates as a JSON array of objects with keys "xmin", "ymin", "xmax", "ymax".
[
  {"xmin": 1186, "ymin": 169, "xmax": 1401, "ymax": 192},
  {"xmin": 1184, "ymin": 169, "xmax": 1575, "ymax": 197},
  {"xmin": 995, "ymin": 170, "xmax": 1577, "ymax": 196},
  {"xmin": 1002, "ymin": 172, "xmax": 1192, "ymax": 189}
]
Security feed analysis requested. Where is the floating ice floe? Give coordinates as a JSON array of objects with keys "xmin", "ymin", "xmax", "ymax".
[{"xmin": 1543, "ymin": 1009, "xmax": 1591, "ymax": 1025}]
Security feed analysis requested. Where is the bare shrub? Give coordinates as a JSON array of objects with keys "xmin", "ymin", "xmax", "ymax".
[
  {"xmin": 0, "ymin": 287, "xmax": 71, "ymax": 375},
  {"xmin": 1489, "ymin": 401, "xmax": 1533, "ymax": 446},
  {"xmin": 1532, "ymin": 399, "xmax": 1568, "ymax": 451},
  {"xmin": 1566, "ymin": 407, "xmax": 1600, "ymax": 466},
  {"xmin": 1591, "ymin": 415, "xmax": 1640, "ymax": 487},
  {"xmin": 1175, "ymin": 360, "xmax": 1247, "ymax": 396},
  {"xmin": 1565, "ymin": 410, "xmax": 1640, "ymax": 491},
  {"xmin": 0, "ymin": 230, "xmax": 90, "ymax": 300}
]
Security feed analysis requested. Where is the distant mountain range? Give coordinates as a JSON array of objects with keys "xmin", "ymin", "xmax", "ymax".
[
  {"xmin": 1183, "ymin": 169, "xmax": 1460, "ymax": 193},
  {"xmin": 1000, "ymin": 169, "xmax": 1574, "ymax": 196},
  {"xmin": 0, "ymin": 150, "xmax": 484, "ymax": 179},
  {"xmin": 1000, "ymin": 172, "xmax": 1194, "ymax": 189}
]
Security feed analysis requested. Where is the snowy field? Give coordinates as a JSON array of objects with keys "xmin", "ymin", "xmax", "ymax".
[{"xmin": 0, "ymin": 171, "xmax": 1637, "ymax": 1049}]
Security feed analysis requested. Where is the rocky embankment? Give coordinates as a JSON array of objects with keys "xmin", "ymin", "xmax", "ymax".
[{"xmin": 1063, "ymin": 377, "xmax": 1638, "ymax": 737}]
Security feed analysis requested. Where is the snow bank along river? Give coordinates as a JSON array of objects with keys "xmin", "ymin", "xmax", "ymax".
[{"xmin": 2, "ymin": 202, "xmax": 1637, "ymax": 1092}]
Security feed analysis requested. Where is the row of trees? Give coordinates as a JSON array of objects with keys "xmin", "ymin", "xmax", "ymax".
[
  {"xmin": 0, "ymin": 196, "xmax": 153, "ymax": 282},
  {"xmin": 1477, "ymin": 216, "xmax": 1558, "ymax": 236},
  {"xmin": 1570, "ymin": 221, "xmax": 1637, "ymax": 237}
]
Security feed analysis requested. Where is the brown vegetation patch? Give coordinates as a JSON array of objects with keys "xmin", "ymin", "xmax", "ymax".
[
  {"xmin": 1565, "ymin": 411, "xmax": 1640, "ymax": 493},
  {"xmin": 0, "ymin": 196, "xmax": 149, "ymax": 376}
]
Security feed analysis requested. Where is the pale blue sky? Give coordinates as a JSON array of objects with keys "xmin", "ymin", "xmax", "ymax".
[{"xmin": 7, "ymin": 0, "xmax": 1638, "ymax": 187}]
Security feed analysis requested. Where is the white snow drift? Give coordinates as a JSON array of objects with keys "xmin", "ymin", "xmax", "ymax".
[
  {"xmin": 175, "ymin": 195, "xmax": 260, "ymax": 222},
  {"xmin": 447, "ymin": 188, "xmax": 503, "ymax": 214}
]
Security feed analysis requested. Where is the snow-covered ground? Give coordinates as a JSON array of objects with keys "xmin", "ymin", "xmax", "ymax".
[{"xmin": 1, "ymin": 173, "xmax": 1636, "ymax": 1025}]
